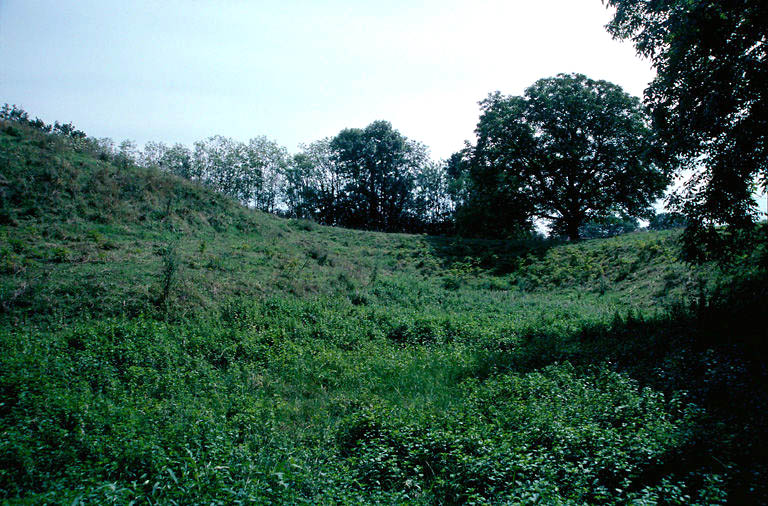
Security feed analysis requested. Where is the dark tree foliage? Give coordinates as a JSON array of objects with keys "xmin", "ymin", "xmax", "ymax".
[
  {"xmin": 648, "ymin": 211, "xmax": 688, "ymax": 231},
  {"xmin": 604, "ymin": 0, "xmax": 768, "ymax": 261},
  {"xmin": 445, "ymin": 150, "xmax": 472, "ymax": 208},
  {"xmin": 287, "ymin": 139, "xmax": 345, "ymax": 225},
  {"xmin": 286, "ymin": 133, "xmax": 449, "ymax": 233},
  {"xmin": 330, "ymin": 121, "xmax": 427, "ymax": 232},
  {"xmin": 579, "ymin": 215, "xmax": 639, "ymax": 239},
  {"xmin": 284, "ymin": 152, "xmax": 322, "ymax": 220},
  {"xmin": 451, "ymin": 104, "xmax": 536, "ymax": 238},
  {"xmin": 461, "ymin": 74, "xmax": 669, "ymax": 240}
]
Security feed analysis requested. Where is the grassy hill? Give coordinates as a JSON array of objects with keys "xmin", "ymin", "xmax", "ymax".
[{"xmin": 1, "ymin": 121, "xmax": 766, "ymax": 503}]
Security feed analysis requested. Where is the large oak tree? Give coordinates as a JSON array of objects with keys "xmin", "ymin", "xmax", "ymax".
[{"xmin": 464, "ymin": 73, "xmax": 669, "ymax": 240}]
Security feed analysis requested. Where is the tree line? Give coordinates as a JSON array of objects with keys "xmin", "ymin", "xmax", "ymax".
[
  {"xmin": 125, "ymin": 73, "xmax": 676, "ymax": 240},
  {"xmin": 1, "ymin": 72, "xmax": 681, "ymax": 241},
  {"xmin": 106, "ymin": 121, "xmax": 454, "ymax": 234}
]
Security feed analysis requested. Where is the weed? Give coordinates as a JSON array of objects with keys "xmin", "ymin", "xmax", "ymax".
[
  {"xmin": 205, "ymin": 255, "xmax": 225, "ymax": 271},
  {"xmin": 49, "ymin": 246, "xmax": 71, "ymax": 263},
  {"xmin": 157, "ymin": 241, "xmax": 180, "ymax": 309}
]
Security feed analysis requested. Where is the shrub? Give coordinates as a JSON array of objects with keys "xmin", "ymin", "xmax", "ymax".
[{"xmin": 157, "ymin": 242, "xmax": 179, "ymax": 307}]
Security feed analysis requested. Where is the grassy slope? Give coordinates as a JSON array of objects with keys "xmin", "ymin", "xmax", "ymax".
[{"xmin": 1, "ymin": 122, "xmax": 765, "ymax": 503}]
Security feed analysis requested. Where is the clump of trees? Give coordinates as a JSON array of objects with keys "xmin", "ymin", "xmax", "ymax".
[
  {"xmin": 138, "ymin": 136, "xmax": 287, "ymax": 213},
  {"xmin": 4, "ymin": 69, "xmax": 688, "ymax": 242},
  {"xmin": 0, "ymin": 108, "xmax": 454, "ymax": 234},
  {"xmin": 0, "ymin": 104, "xmax": 86, "ymax": 143},
  {"xmin": 648, "ymin": 212, "xmax": 687, "ymax": 231},
  {"xmin": 580, "ymin": 216, "xmax": 639, "ymax": 239},
  {"xmin": 287, "ymin": 121, "xmax": 453, "ymax": 233}
]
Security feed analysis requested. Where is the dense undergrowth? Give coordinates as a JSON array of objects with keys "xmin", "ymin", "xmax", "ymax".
[{"xmin": 1, "ymin": 121, "xmax": 767, "ymax": 503}]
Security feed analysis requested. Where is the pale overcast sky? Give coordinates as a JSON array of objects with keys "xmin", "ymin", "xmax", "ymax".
[{"xmin": 1, "ymin": 0, "xmax": 656, "ymax": 160}]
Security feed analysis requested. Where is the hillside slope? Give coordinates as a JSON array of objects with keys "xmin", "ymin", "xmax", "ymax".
[
  {"xmin": 1, "ymin": 121, "xmax": 693, "ymax": 320},
  {"xmin": 1, "ymin": 122, "xmax": 766, "ymax": 503}
]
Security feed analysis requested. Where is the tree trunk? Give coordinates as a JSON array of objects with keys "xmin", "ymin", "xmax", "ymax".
[{"xmin": 566, "ymin": 219, "xmax": 581, "ymax": 241}]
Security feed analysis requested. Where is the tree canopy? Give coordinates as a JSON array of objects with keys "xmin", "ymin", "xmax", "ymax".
[
  {"xmin": 459, "ymin": 74, "xmax": 669, "ymax": 240},
  {"xmin": 329, "ymin": 121, "xmax": 428, "ymax": 232},
  {"xmin": 605, "ymin": 0, "xmax": 768, "ymax": 259}
]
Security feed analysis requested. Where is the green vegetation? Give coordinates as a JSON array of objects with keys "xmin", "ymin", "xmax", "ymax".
[{"xmin": 1, "ymin": 121, "xmax": 767, "ymax": 503}]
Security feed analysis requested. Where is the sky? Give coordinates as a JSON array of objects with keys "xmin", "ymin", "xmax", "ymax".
[{"xmin": 0, "ymin": 0, "xmax": 655, "ymax": 160}]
